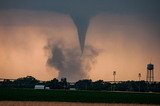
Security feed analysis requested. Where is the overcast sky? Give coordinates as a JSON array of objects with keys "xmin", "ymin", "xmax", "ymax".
[{"xmin": 0, "ymin": 0, "xmax": 160, "ymax": 81}]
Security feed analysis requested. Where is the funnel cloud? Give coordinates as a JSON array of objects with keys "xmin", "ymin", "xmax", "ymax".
[
  {"xmin": 71, "ymin": 15, "xmax": 91, "ymax": 53},
  {"xmin": 2, "ymin": 0, "xmax": 159, "ymax": 53}
]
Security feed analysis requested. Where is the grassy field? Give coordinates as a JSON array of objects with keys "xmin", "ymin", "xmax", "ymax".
[{"xmin": 0, "ymin": 89, "xmax": 160, "ymax": 104}]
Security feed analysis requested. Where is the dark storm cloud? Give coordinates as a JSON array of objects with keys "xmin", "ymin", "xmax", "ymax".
[
  {"xmin": 0, "ymin": 0, "xmax": 160, "ymax": 81},
  {"xmin": 1, "ymin": 0, "xmax": 160, "ymax": 53},
  {"xmin": 45, "ymin": 40, "xmax": 99, "ymax": 81},
  {"xmin": 1, "ymin": 0, "xmax": 160, "ymax": 16}
]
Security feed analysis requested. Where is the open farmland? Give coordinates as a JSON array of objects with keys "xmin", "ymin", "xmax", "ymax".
[{"xmin": 0, "ymin": 89, "xmax": 160, "ymax": 104}]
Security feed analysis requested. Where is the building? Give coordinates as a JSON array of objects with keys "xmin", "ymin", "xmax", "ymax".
[{"xmin": 34, "ymin": 85, "xmax": 45, "ymax": 89}]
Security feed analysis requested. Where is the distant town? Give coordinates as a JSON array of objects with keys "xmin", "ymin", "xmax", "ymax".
[{"xmin": 0, "ymin": 75, "xmax": 159, "ymax": 92}]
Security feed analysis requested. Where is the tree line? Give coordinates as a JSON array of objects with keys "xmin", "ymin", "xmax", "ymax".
[{"xmin": 0, "ymin": 76, "xmax": 160, "ymax": 92}]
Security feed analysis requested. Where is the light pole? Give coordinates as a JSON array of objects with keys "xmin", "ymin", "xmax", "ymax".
[
  {"xmin": 113, "ymin": 71, "xmax": 116, "ymax": 91},
  {"xmin": 138, "ymin": 73, "xmax": 141, "ymax": 81},
  {"xmin": 113, "ymin": 71, "xmax": 116, "ymax": 82},
  {"xmin": 138, "ymin": 73, "xmax": 141, "ymax": 92}
]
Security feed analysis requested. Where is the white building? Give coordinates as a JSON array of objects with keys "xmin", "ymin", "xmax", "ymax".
[
  {"xmin": 34, "ymin": 85, "xmax": 45, "ymax": 89},
  {"xmin": 45, "ymin": 87, "xmax": 50, "ymax": 90}
]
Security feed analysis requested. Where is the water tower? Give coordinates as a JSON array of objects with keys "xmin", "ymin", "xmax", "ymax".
[{"xmin": 146, "ymin": 63, "xmax": 154, "ymax": 82}]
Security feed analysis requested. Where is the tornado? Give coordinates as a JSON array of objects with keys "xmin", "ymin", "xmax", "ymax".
[
  {"xmin": 71, "ymin": 15, "xmax": 91, "ymax": 54},
  {"xmin": 46, "ymin": 41, "xmax": 99, "ymax": 81}
]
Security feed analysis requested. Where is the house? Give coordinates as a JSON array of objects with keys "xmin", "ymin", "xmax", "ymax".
[
  {"xmin": 34, "ymin": 85, "xmax": 45, "ymax": 89},
  {"xmin": 34, "ymin": 85, "xmax": 50, "ymax": 90}
]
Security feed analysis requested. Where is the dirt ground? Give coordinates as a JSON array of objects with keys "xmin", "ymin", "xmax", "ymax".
[{"xmin": 0, "ymin": 101, "xmax": 159, "ymax": 106}]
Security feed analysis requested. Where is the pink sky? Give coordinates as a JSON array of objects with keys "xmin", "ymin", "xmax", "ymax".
[{"xmin": 0, "ymin": 10, "xmax": 160, "ymax": 81}]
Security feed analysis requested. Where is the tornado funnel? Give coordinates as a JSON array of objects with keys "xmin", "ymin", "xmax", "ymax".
[{"xmin": 71, "ymin": 15, "xmax": 90, "ymax": 53}]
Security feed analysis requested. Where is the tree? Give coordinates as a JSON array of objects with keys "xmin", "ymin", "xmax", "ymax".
[
  {"xmin": 59, "ymin": 78, "xmax": 69, "ymax": 89},
  {"xmin": 13, "ymin": 76, "xmax": 39, "ymax": 88},
  {"xmin": 75, "ymin": 79, "xmax": 92, "ymax": 90},
  {"xmin": 92, "ymin": 80, "xmax": 105, "ymax": 90},
  {"xmin": 1, "ymin": 79, "xmax": 13, "ymax": 88},
  {"xmin": 45, "ymin": 78, "xmax": 59, "ymax": 89}
]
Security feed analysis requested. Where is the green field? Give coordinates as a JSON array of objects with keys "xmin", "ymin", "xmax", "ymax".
[{"xmin": 0, "ymin": 89, "xmax": 160, "ymax": 104}]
